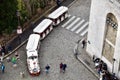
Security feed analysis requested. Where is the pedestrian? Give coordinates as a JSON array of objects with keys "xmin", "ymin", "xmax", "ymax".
[
  {"xmin": 1, "ymin": 45, "xmax": 6, "ymax": 54},
  {"xmin": 82, "ymin": 39, "xmax": 86, "ymax": 48},
  {"xmin": 45, "ymin": 64, "xmax": 50, "ymax": 74},
  {"xmin": 2, "ymin": 52, "xmax": 5, "ymax": 57},
  {"xmin": 56, "ymin": 0, "xmax": 61, "ymax": 7},
  {"xmin": 1, "ymin": 63, "xmax": 5, "ymax": 73},
  {"xmin": 11, "ymin": 56, "xmax": 17, "ymax": 64},
  {"xmin": 62, "ymin": 64, "xmax": 67, "ymax": 73},
  {"xmin": 15, "ymin": 51, "xmax": 19, "ymax": 60},
  {"xmin": 6, "ymin": 57, "xmax": 11, "ymax": 62},
  {"xmin": 7, "ymin": 45, "xmax": 12, "ymax": 53},
  {"xmin": 97, "ymin": 61, "xmax": 103, "ymax": 74},
  {"xmin": 59, "ymin": 62, "xmax": 63, "ymax": 72}
]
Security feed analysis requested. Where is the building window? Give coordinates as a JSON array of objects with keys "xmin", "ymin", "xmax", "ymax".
[{"xmin": 102, "ymin": 13, "xmax": 118, "ymax": 63}]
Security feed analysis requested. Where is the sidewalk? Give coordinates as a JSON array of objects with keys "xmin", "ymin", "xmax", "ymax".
[{"xmin": 76, "ymin": 40, "xmax": 99, "ymax": 79}]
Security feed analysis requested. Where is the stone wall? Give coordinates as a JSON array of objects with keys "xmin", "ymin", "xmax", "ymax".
[{"xmin": 86, "ymin": 0, "xmax": 120, "ymax": 78}]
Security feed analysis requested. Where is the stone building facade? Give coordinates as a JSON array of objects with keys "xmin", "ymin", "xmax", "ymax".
[{"xmin": 86, "ymin": 0, "xmax": 120, "ymax": 78}]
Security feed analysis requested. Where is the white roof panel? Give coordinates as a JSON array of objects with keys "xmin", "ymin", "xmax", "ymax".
[
  {"xmin": 27, "ymin": 50, "xmax": 38, "ymax": 57},
  {"xmin": 33, "ymin": 19, "xmax": 52, "ymax": 33},
  {"xmin": 48, "ymin": 6, "xmax": 68, "ymax": 19},
  {"xmin": 26, "ymin": 34, "xmax": 40, "ymax": 51}
]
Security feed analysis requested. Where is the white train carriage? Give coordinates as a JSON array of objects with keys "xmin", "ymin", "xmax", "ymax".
[
  {"xmin": 48, "ymin": 6, "xmax": 68, "ymax": 26},
  {"xmin": 26, "ymin": 34, "xmax": 41, "ymax": 75},
  {"xmin": 33, "ymin": 19, "xmax": 53, "ymax": 40}
]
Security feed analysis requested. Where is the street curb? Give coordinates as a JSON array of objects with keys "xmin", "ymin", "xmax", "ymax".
[
  {"xmin": 75, "ymin": 38, "xmax": 99, "ymax": 78},
  {"xmin": 76, "ymin": 55, "xmax": 99, "ymax": 79},
  {"xmin": 68, "ymin": 0, "xmax": 78, "ymax": 8},
  {"xmin": 3, "ymin": 39, "xmax": 28, "ymax": 59}
]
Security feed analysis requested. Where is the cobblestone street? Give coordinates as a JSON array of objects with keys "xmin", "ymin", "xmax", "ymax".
[{"xmin": 0, "ymin": 27, "xmax": 97, "ymax": 80}]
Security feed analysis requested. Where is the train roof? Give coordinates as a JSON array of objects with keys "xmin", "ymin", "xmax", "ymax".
[
  {"xmin": 48, "ymin": 6, "xmax": 68, "ymax": 19},
  {"xmin": 33, "ymin": 19, "xmax": 52, "ymax": 33},
  {"xmin": 26, "ymin": 34, "xmax": 40, "ymax": 51},
  {"xmin": 27, "ymin": 50, "xmax": 38, "ymax": 57}
]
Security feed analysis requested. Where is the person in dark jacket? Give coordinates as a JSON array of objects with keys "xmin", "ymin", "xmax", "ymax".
[
  {"xmin": 1, "ymin": 45, "xmax": 6, "ymax": 54},
  {"xmin": 62, "ymin": 64, "xmax": 67, "ymax": 73},
  {"xmin": 56, "ymin": 0, "xmax": 61, "ymax": 7},
  {"xmin": 82, "ymin": 39, "xmax": 86, "ymax": 48},
  {"xmin": 45, "ymin": 64, "xmax": 50, "ymax": 74}
]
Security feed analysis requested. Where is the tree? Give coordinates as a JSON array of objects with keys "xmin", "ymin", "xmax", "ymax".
[{"xmin": 0, "ymin": 0, "xmax": 18, "ymax": 35}]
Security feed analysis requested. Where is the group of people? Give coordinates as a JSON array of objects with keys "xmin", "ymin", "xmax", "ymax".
[
  {"xmin": 59, "ymin": 62, "xmax": 67, "ymax": 73},
  {"xmin": 45, "ymin": 62, "xmax": 67, "ymax": 74},
  {"xmin": 0, "ymin": 44, "xmax": 12, "ymax": 56},
  {"xmin": 93, "ymin": 57, "xmax": 119, "ymax": 80},
  {"xmin": 0, "ymin": 51, "xmax": 20, "ymax": 74}
]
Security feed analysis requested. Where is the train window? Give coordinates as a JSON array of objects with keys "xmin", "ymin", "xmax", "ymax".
[{"xmin": 29, "ymin": 56, "xmax": 37, "ymax": 60}]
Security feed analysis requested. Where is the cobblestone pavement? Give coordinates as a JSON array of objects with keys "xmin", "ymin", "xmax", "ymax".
[
  {"xmin": 0, "ymin": 27, "xmax": 98, "ymax": 80},
  {"xmin": 68, "ymin": 0, "xmax": 91, "ymax": 21}
]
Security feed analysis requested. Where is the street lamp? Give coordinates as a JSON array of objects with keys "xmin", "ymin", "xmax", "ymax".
[
  {"xmin": 16, "ymin": 10, "xmax": 20, "ymax": 26},
  {"xmin": 112, "ymin": 58, "xmax": 116, "ymax": 73},
  {"xmin": 16, "ymin": 10, "xmax": 22, "ymax": 43}
]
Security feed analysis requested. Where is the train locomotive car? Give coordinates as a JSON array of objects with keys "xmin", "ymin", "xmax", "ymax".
[{"xmin": 26, "ymin": 34, "xmax": 41, "ymax": 76}]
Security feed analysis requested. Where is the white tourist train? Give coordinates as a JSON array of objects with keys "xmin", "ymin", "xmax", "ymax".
[
  {"xmin": 48, "ymin": 6, "xmax": 68, "ymax": 26},
  {"xmin": 26, "ymin": 6, "xmax": 68, "ymax": 76},
  {"xmin": 33, "ymin": 19, "xmax": 53, "ymax": 40},
  {"xmin": 26, "ymin": 34, "xmax": 41, "ymax": 75}
]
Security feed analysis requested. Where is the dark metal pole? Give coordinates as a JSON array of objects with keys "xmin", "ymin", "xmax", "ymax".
[
  {"xmin": 112, "ymin": 58, "xmax": 116, "ymax": 73},
  {"xmin": 17, "ymin": 10, "xmax": 20, "ymax": 26}
]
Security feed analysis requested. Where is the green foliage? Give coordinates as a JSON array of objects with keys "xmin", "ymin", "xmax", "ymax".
[
  {"xmin": 18, "ymin": 0, "xmax": 29, "ymax": 25},
  {"xmin": 0, "ymin": 0, "xmax": 18, "ymax": 35},
  {"xmin": 40, "ymin": 0, "xmax": 46, "ymax": 9},
  {"xmin": 0, "ymin": 0, "xmax": 50, "ymax": 35},
  {"xmin": 0, "ymin": 0, "xmax": 29, "ymax": 35}
]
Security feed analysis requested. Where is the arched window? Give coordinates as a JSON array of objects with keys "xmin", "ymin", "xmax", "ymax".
[{"xmin": 102, "ymin": 13, "xmax": 118, "ymax": 63}]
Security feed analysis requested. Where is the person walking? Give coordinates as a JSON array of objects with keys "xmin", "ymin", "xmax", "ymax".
[
  {"xmin": 6, "ymin": 57, "xmax": 11, "ymax": 62},
  {"xmin": 1, "ymin": 63, "xmax": 5, "ymax": 73},
  {"xmin": 60, "ymin": 62, "xmax": 63, "ymax": 72},
  {"xmin": 62, "ymin": 64, "xmax": 67, "ymax": 73},
  {"xmin": 11, "ymin": 56, "xmax": 17, "ymax": 64},
  {"xmin": 15, "ymin": 51, "xmax": 20, "ymax": 60},
  {"xmin": 45, "ymin": 64, "xmax": 50, "ymax": 74},
  {"xmin": 7, "ymin": 45, "xmax": 12, "ymax": 53},
  {"xmin": 82, "ymin": 39, "xmax": 86, "ymax": 48},
  {"xmin": 56, "ymin": 0, "xmax": 61, "ymax": 7},
  {"xmin": 1, "ymin": 45, "xmax": 6, "ymax": 54}
]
